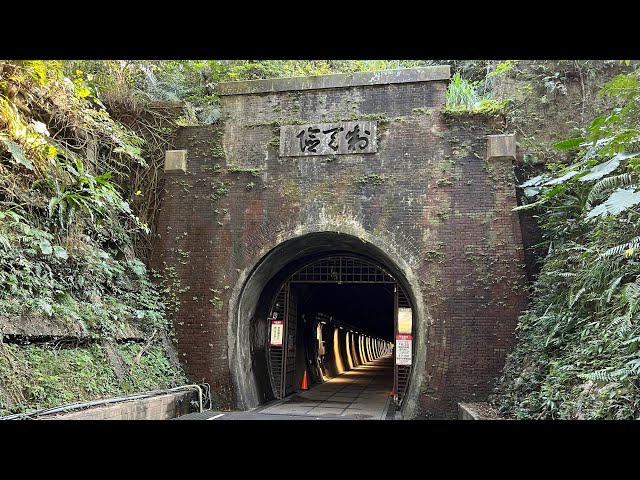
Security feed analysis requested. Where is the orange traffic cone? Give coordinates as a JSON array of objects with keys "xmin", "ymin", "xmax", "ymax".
[{"xmin": 301, "ymin": 370, "xmax": 309, "ymax": 390}]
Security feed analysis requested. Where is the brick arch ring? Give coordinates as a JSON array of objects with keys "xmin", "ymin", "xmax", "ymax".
[{"xmin": 227, "ymin": 224, "xmax": 429, "ymax": 417}]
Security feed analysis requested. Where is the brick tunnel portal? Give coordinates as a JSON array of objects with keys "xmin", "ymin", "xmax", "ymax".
[{"xmin": 153, "ymin": 66, "xmax": 528, "ymax": 418}]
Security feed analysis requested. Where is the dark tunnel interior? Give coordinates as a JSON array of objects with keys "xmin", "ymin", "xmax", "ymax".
[
  {"xmin": 296, "ymin": 283, "xmax": 395, "ymax": 342},
  {"xmin": 246, "ymin": 248, "xmax": 413, "ymax": 406}
]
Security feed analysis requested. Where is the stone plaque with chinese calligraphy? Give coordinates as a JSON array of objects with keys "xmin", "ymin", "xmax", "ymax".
[{"xmin": 279, "ymin": 121, "xmax": 378, "ymax": 157}]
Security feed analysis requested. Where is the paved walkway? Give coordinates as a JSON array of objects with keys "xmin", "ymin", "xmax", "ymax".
[{"xmin": 256, "ymin": 353, "xmax": 394, "ymax": 420}]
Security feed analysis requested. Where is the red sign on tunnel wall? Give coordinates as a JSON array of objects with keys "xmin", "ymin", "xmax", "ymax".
[
  {"xmin": 270, "ymin": 320, "xmax": 284, "ymax": 346},
  {"xmin": 396, "ymin": 334, "xmax": 412, "ymax": 365}
]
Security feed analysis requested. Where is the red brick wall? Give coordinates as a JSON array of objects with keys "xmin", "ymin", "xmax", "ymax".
[{"xmin": 151, "ymin": 80, "xmax": 528, "ymax": 418}]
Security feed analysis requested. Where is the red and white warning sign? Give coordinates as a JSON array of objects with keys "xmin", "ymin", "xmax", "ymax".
[
  {"xmin": 270, "ymin": 320, "xmax": 284, "ymax": 346},
  {"xmin": 395, "ymin": 334, "xmax": 412, "ymax": 365}
]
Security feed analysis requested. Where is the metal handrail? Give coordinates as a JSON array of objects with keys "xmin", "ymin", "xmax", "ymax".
[{"xmin": 0, "ymin": 384, "xmax": 206, "ymax": 420}]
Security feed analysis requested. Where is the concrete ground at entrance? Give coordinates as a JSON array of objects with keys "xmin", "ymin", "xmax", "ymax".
[{"xmin": 177, "ymin": 354, "xmax": 396, "ymax": 420}]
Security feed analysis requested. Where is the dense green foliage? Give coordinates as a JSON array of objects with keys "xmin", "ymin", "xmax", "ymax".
[
  {"xmin": 445, "ymin": 71, "xmax": 508, "ymax": 115},
  {"xmin": 0, "ymin": 61, "xmax": 165, "ymax": 333},
  {"xmin": 494, "ymin": 67, "xmax": 640, "ymax": 419},
  {"xmin": 0, "ymin": 60, "xmax": 186, "ymax": 415},
  {"xmin": 446, "ymin": 72, "xmax": 488, "ymax": 110}
]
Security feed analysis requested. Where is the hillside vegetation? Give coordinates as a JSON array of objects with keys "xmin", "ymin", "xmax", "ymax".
[
  {"xmin": 0, "ymin": 61, "xmax": 186, "ymax": 416},
  {"xmin": 493, "ymin": 65, "xmax": 640, "ymax": 419}
]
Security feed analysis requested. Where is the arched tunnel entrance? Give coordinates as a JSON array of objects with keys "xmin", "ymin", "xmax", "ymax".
[
  {"xmin": 229, "ymin": 232, "xmax": 424, "ymax": 414},
  {"xmin": 267, "ymin": 255, "xmax": 411, "ymax": 407}
]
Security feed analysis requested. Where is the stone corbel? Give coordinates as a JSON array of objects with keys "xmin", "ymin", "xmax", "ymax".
[
  {"xmin": 486, "ymin": 134, "xmax": 516, "ymax": 162},
  {"xmin": 165, "ymin": 150, "xmax": 188, "ymax": 173}
]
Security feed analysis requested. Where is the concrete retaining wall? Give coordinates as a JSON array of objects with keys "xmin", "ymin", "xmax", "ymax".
[
  {"xmin": 458, "ymin": 403, "xmax": 482, "ymax": 420},
  {"xmin": 458, "ymin": 402, "xmax": 505, "ymax": 420},
  {"xmin": 41, "ymin": 391, "xmax": 195, "ymax": 420}
]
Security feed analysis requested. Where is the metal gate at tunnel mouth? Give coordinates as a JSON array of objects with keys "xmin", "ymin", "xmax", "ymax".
[{"xmin": 266, "ymin": 254, "xmax": 414, "ymax": 409}]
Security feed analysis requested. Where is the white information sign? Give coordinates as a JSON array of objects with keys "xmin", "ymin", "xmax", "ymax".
[
  {"xmin": 270, "ymin": 320, "xmax": 284, "ymax": 346},
  {"xmin": 396, "ymin": 334, "xmax": 412, "ymax": 366}
]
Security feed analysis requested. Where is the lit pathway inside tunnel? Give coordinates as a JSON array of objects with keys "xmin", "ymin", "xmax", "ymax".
[{"xmin": 256, "ymin": 353, "xmax": 395, "ymax": 420}]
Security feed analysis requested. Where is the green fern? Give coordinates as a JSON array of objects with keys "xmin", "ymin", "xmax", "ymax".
[
  {"xmin": 569, "ymin": 287, "xmax": 587, "ymax": 307},
  {"xmin": 626, "ymin": 358, "xmax": 640, "ymax": 372},
  {"xmin": 579, "ymin": 369, "xmax": 620, "ymax": 382},
  {"xmin": 496, "ymin": 68, "xmax": 640, "ymax": 420},
  {"xmin": 621, "ymin": 281, "xmax": 640, "ymax": 310},
  {"xmin": 606, "ymin": 275, "xmax": 624, "ymax": 302},
  {"xmin": 609, "ymin": 313, "xmax": 633, "ymax": 337},
  {"xmin": 580, "ymin": 357, "xmax": 640, "ymax": 383},
  {"xmin": 586, "ymin": 173, "xmax": 634, "ymax": 209},
  {"xmin": 600, "ymin": 235, "xmax": 640, "ymax": 258}
]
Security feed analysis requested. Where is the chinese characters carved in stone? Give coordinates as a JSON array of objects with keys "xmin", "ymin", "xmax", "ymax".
[{"xmin": 280, "ymin": 121, "xmax": 377, "ymax": 156}]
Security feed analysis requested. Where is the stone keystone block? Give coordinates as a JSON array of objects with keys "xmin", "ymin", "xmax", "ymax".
[
  {"xmin": 165, "ymin": 150, "xmax": 188, "ymax": 173},
  {"xmin": 486, "ymin": 134, "xmax": 516, "ymax": 161}
]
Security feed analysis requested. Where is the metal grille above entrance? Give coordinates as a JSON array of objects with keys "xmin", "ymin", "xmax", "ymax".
[{"xmin": 289, "ymin": 255, "xmax": 396, "ymax": 284}]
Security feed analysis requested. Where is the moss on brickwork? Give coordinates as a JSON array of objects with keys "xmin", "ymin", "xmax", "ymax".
[
  {"xmin": 282, "ymin": 178, "xmax": 301, "ymax": 199},
  {"xmin": 352, "ymin": 173, "xmax": 386, "ymax": 186},
  {"xmin": 227, "ymin": 166, "xmax": 262, "ymax": 177},
  {"xmin": 210, "ymin": 144, "xmax": 226, "ymax": 158},
  {"xmin": 412, "ymin": 107, "xmax": 434, "ymax": 115}
]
